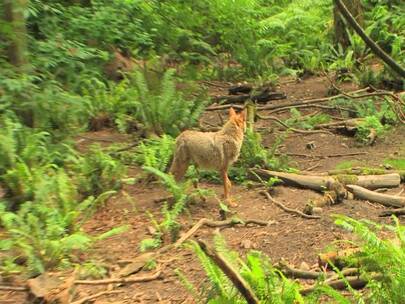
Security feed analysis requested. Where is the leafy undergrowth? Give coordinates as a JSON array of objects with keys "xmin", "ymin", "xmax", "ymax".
[{"xmin": 179, "ymin": 216, "xmax": 405, "ymax": 303}]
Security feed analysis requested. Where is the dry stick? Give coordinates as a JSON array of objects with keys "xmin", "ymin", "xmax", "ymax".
[
  {"xmin": 335, "ymin": 0, "xmax": 405, "ymax": 77},
  {"xmin": 174, "ymin": 218, "xmax": 270, "ymax": 248},
  {"xmin": 276, "ymin": 263, "xmax": 326, "ymax": 280},
  {"xmin": 281, "ymin": 151, "xmax": 368, "ymax": 159},
  {"xmin": 0, "ymin": 285, "xmax": 28, "ymax": 291},
  {"xmin": 71, "ymin": 290, "xmax": 124, "ymax": 304},
  {"xmin": 256, "ymin": 114, "xmax": 333, "ymax": 135},
  {"xmin": 197, "ymin": 240, "xmax": 259, "ymax": 304},
  {"xmin": 74, "ymin": 270, "xmax": 162, "ymax": 285},
  {"xmin": 260, "ymin": 190, "xmax": 320, "ymax": 219}
]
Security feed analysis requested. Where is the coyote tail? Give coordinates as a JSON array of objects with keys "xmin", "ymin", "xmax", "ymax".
[{"xmin": 169, "ymin": 141, "xmax": 190, "ymax": 181}]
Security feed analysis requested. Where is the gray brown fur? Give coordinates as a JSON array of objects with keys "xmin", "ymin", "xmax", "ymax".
[{"xmin": 169, "ymin": 108, "xmax": 246, "ymax": 203}]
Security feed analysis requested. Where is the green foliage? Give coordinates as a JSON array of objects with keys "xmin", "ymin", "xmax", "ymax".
[
  {"xmin": 0, "ymin": 187, "xmax": 127, "ymax": 276},
  {"xmin": 132, "ymin": 69, "xmax": 207, "ymax": 136},
  {"xmin": 80, "ymin": 77, "xmax": 138, "ymax": 132},
  {"xmin": 132, "ymin": 135, "xmax": 175, "ymax": 172},
  {"xmin": 139, "ymin": 238, "xmax": 162, "ymax": 252},
  {"xmin": 181, "ymin": 235, "xmax": 304, "ymax": 303},
  {"xmin": 78, "ymin": 261, "xmax": 108, "ymax": 279},
  {"xmin": 143, "ymin": 166, "xmax": 212, "ymax": 242},
  {"xmin": 232, "ymin": 130, "xmax": 291, "ymax": 182},
  {"xmin": 285, "ymin": 108, "xmax": 331, "ymax": 130},
  {"xmin": 75, "ymin": 145, "xmax": 126, "ymax": 196},
  {"xmin": 334, "ymin": 215, "xmax": 405, "ymax": 303},
  {"xmin": 355, "ymin": 116, "xmax": 386, "ymax": 144},
  {"xmin": 383, "ymin": 158, "xmax": 405, "ymax": 170}
]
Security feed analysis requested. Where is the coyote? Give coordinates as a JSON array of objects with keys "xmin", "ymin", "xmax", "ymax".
[{"xmin": 169, "ymin": 107, "xmax": 246, "ymax": 205}]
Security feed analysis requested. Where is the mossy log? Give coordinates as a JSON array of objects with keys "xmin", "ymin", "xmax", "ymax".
[
  {"xmin": 251, "ymin": 169, "xmax": 400, "ymax": 192},
  {"xmin": 301, "ymin": 168, "xmax": 405, "ymax": 182},
  {"xmin": 346, "ymin": 184, "xmax": 405, "ymax": 208}
]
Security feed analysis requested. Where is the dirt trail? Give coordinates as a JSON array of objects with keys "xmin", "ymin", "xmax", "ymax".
[{"xmin": 2, "ymin": 76, "xmax": 404, "ymax": 304}]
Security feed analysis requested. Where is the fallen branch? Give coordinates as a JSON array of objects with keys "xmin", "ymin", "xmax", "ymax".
[
  {"xmin": 71, "ymin": 290, "xmax": 124, "ymax": 304},
  {"xmin": 174, "ymin": 217, "xmax": 271, "ymax": 248},
  {"xmin": 206, "ymin": 90, "xmax": 396, "ymax": 112},
  {"xmin": 256, "ymin": 114, "xmax": 333, "ymax": 135},
  {"xmin": 74, "ymin": 270, "xmax": 162, "ymax": 285},
  {"xmin": 300, "ymin": 273, "xmax": 382, "ymax": 295},
  {"xmin": 260, "ymin": 190, "xmax": 320, "ymax": 219},
  {"xmin": 197, "ymin": 239, "xmax": 259, "ymax": 304},
  {"xmin": 257, "ymin": 91, "xmax": 396, "ymax": 111},
  {"xmin": 267, "ymin": 103, "xmax": 356, "ymax": 115},
  {"xmin": 346, "ymin": 184, "xmax": 405, "ymax": 208},
  {"xmin": 379, "ymin": 207, "xmax": 405, "ymax": 217},
  {"xmin": 0, "ymin": 285, "xmax": 28, "ymax": 291},
  {"xmin": 276, "ymin": 263, "xmax": 325, "ymax": 280},
  {"xmin": 282, "ymin": 151, "xmax": 369, "ymax": 159}
]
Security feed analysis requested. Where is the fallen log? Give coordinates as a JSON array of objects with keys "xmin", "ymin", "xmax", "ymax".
[
  {"xmin": 346, "ymin": 184, "xmax": 405, "ymax": 208},
  {"xmin": 252, "ymin": 168, "xmax": 334, "ymax": 192},
  {"xmin": 300, "ymin": 168, "xmax": 405, "ymax": 182},
  {"xmin": 379, "ymin": 207, "xmax": 405, "ymax": 217},
  {"xmin": 251, "ymin": 169, "xmax": 401, "ymax": 192}
]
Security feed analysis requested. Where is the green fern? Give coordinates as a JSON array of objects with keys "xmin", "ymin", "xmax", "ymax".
[
  {"xmin": 133, "ymin": 135, "xmax": 175, "ymax": 172},
  {"xmin": 334, "ymin": 215, "xmax": 405, "ymax": 303},
  {"xmin": 132, "ymin": 68, "xmax": 207, "ymax": 136}
]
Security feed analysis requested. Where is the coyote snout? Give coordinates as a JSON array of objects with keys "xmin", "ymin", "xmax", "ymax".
[{"xmin": 169, "ymin": 107, "xmax": 246, "ymax": 205}]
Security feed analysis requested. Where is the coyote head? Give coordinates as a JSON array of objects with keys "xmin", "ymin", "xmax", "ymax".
[{"xmin": 229, "ymin": 107, "xmax": 247, "ymax": 133}]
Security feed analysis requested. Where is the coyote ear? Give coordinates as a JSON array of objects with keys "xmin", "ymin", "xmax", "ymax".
[{"xmin": 229, "ymin": 107, "xmax": 237, "ymax": 117}]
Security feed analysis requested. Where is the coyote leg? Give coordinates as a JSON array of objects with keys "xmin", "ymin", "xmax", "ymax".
[{"xmin": 221, "ymin": 168, "xmax": 237, "ymax": 207}]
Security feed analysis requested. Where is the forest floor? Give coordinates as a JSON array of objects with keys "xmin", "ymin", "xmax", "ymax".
[{"xmin": 2, "ymin": 76, "xmax": 404, "ymax": 304}]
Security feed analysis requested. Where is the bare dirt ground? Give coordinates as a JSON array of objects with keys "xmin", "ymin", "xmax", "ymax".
[{"xmin": 2, "ymin": 76, "xmax": 404, "ymax": 304}]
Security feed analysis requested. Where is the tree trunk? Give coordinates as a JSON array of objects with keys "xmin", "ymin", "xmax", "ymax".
[
  {"xmin": 3, "ymin": 0, "xmax": 29, "ymax": 69},
  {"xmin": 333, "ymin": 0, "xmax": 363, "ymax": 49}
]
